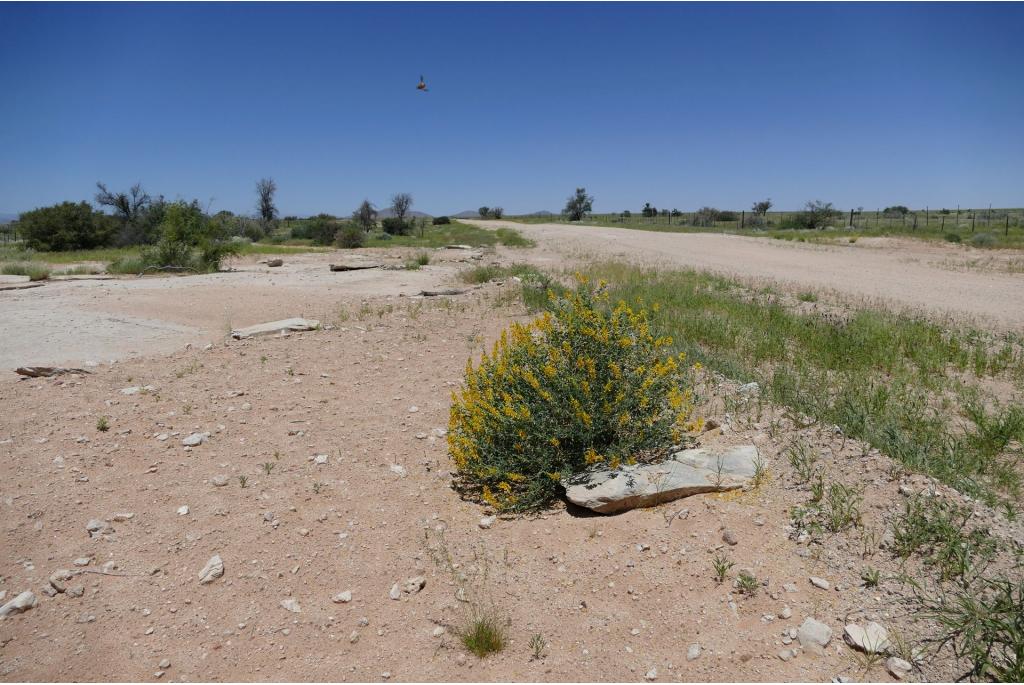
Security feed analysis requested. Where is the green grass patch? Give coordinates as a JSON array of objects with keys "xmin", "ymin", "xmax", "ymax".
[
  {"xmin": 536, "ymin": 263, "xmax": 1024, "ymax": 508},
  {"xmin": 365, "ymin": 221, "xmax": 531, "ymax": 249},
  {"xmin": 457, "ymin": 611, "xmax": 507, "ymax": 657},
  {"xmin": 1, "ymin": 261, "xmax": 51, "ymax": 280}
]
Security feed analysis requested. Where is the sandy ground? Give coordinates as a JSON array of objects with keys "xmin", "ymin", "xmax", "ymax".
[
  {"xmin": 1, "ymin": 233, "xmax": 1021, "ymax": 682},
  {"xmin": 466, "ymin": 220, "xmax": 1024, "ymax": 331}
]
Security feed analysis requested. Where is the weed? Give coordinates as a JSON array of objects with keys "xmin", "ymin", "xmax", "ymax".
[
  {"xmin": 752, "ymin": 453, "xmax": 769, "ymax": 488},
  {"xmin": 262, "ymin": 462, "xmax": 275, "ymax": 475},
  {"xmin": 712, "ymin": 552, "xmax": 734, "ymax": 583},
  {"xmin": 458, "ymin": 610, "xmax": 506, "ymax": 657},
  {"xmin": 0, "ymin": 261, "xmax": 50, "ymax": 281},
  {"xmin": 810, "ymin": 472, "xmax": 825, "ymax": 503},
  {"xmin": 95, "ymin": 416, "xmax": 109, "ymax": 432},
  {"xmin": 824, "ymin": 481, "xmax": 862, "ymax": 532},
  {"xmin": 893, "ymin": 495, "xmax": 997, "ymax": 584},
  {"xmin": 312, "ymin": 480, "xmax": 325, "ymax": 494},
  {"xmin": 861, "ymin": 567, "xmax": 881, "ymax": 588},
  {"xmin": 797, "ymin": 291, "xmax": 819, "ymax": 303},
  {"xmin": 238, "ymin": 475, "xmax": 248, "ymax": 488},
  {"xmin": 786, "ymin": 440, "xmax": 818, "ymax": 484},
  {"xmin": 736, "ymin": 570, "xmax": 759, "ymax": 595},
  {"xmin": 529, "ymin": 632, "xmax": 547, "ymax": 660},
  {"xmin": 182, "ymin": 402, "xmax": 193, "ymax": 415}
]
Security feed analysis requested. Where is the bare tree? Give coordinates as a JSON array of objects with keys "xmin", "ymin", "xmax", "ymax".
[
  {"xmin": 95, "ymin": 182, "xmax": 151, "ymax": 244},
  {"xmin": 563, "ymin": 187, "xmax": 593, "ymax": 222},
  {"xmin": 352, "ymin": 199, "xmax": 378, "ymax": 232},
  {"xmin": 256, "ymin": 178, "xmax": 278, "ymax": 225},
  {"xmin": 390, "ymin": 192, "xmax": 413, "ymax": 223},
  {"xmin": 752, "ymin": 199, "xmax": 772, "ymax": 216}
]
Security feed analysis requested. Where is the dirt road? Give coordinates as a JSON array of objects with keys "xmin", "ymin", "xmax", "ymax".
[{"xmin": 467, "ymin": 220, "xmax": 1024, "ymax": 331}]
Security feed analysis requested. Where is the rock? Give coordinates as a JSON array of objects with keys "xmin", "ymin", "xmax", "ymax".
[
  {"xmin": 722, "ymin": 529, "xmax": 738, "ymax": 546},
  {"xmin": 49, "ymin": 569, "xmax": 73, "ymax": 593},
  {"xmin": 158, "ymin": 659, "xmax": 171, "ymax": 669},
  {"xmin": 332, "ymin": 591, "xmax": 353, "ymax": 603},
  {"xmin": 562, "ymin": 445, "xmax": 763, "ymax": 514},
  {"xmin": 844, "ymin": 622, "xmax": 890, "ymax": 654},
  {"xmin": 797, "ymin": 617, "xmax": 833, "ymax": 655},
  {"xmin": 781, "ymin": 606, "xmax": 793, "ymax": 619},
  {"xmin": 177, "ymin": 505, "xmax": 189, "ymax": 516},
  {"xmin": 112, "ymin": 512, "xmax": 134, "ymax": 522},
  {"xmin": 687, "ymin": 643, "xmax": 701, "ymax": 661},
  {"xmin": 403, "ymin": 576, "xmax": 426, "ymax": 594},
  {"xmin": 644, "ymin": 667, "xmax": 657, "ymax": 681},
  {"xmin": 265, "ymin": 259, "xmax": 283, "ymax": 268},
  {"xmin": 809, "ymin": 576, "xmax": 831, "ymax": 590},
  {"xmin": 777, "ymin": 648, "xmax": 797, "ymax": 662},
  {"xmin": 120, "ymin": 385, "xmax": 156, "ymax": 395},
  {"xmin": 211, "ymin": 475, "xmax": 229, "ymax": 487},
  {"xmin": 280, "ymin": 599, "xmax": 301, "ymax": 613},
  {"xmin": 886, "ymin": 656, "xmax": 913, "ymax": 679},
  {"xmin": 0, "ymin": 591, "xmax": 37, "ymax": 618},
  {"xmin": 478, "ymin": 515, "xmax": 496, "ymax": 529},
  {"xmin": 73, "ymin": 557, "xmax": 92, "ymax": 567},
  {"xmin": 313, "ymin": 454, "xmax": 328, "ymax": 465},
  {"xmin": 389, "ymin": 464, "xmax": 407, "ymax": 478},
  {"xmin": 349, "ymin": 630, "xmax": 360, "ymax": 643},
  {"xmin": 389, "ymin": 584, "xmax": 401, "ymax": 600},
  {"xmin": 230, "ymin": 318, "xmax": 320, "ymax": 340},
  {"xmin": 783, "ymin": 582, "xmax": 799, "ymax": 593},
  {"xmin": 432, "ymin": 626, "xmax": 445, "ymax": 637},
  {"xmin": 198, "ymin": 554, "xmax": 224, "ymax": 584},
  {"xmin": 738, "ymin": 382, "xmax": 760, "ymax": 395},
  {"xmin": 66, "ymin": 586, "xmax": 84, "ymax": 598},
  {"xmin": 86, "ymin": 519, "xmax": 112, "ymax": 538},
  {"xmin": 182, "ymin": 432, "xmax": 208, "ymax": 447}
]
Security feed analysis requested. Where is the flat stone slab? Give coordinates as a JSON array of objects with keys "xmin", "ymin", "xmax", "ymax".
[
  {"xmin": 230, "ymin": 317, "xmax": 320, "ymax": 340},
  {"xmin": 562, "ymin": 445, "xmax": 761, "ymax": 514},
  {"xmin": 329, "ymin": 263, "xmax": 381, "ymax": 272}
]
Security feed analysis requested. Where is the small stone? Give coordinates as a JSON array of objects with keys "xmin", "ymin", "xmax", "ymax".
[
  {"xmin": 182, "ymin": 432, "xmax": 208, "ymax": 447},
  {"xmin": 797, "ymin": 617, "xmax": 833, "ymax": 654},
  {"xmin": 66, "ymin": 586, "xmax": 84, "ymax": 598},
  {"xmin": 198, "ymin": 554, "xmax": 224, "ymax": 584},
  {"xmin": 687, "ymin": 643, "xmax": 701, "ymax": 661},
  {"xmin": 158, "ymin": 659, "xmax": 170, "ymax": 669},
  {"xmin": 0, "ymin": 591, "xmax": 37, "ymax": 618},
  {"xmin": 722, "ymin": 529, "xmax": 739, "ymax": 546},
  {"xmin": 809, "ymin": 576, "xmax": 831, "ymax": 590},
  {"xmin": 886, "ymin": 656, "xmax": 913, "ymax": 679},
  {"xmin": 408, "ymin": 406, "xmax": 419, "ymax": 413},
  {"xmin": 112, "ymin": 512, "xmax": 134, "ymax": 522},
  {"xmin": 349, "ymin": 630, "xmax": 360, "ymax": 644},
  {"xmin": 154, "ymin": 671, "xmax": 165, "ymax": 679},
  {"xmin": 389, "ymin": 464, "xmax": 407, "ymax": 478},
  {"xmin": 211, "ymin": 475, "xmax": 229, "ymax": 487},
  {"xmin": 781, "ymin": 606, "xmax": 793, "ymax": 619},
  {"xmin": 738, "ymin": 381, "xmax": 760, "ymax": 395},
  {"xmin": 415, "ymin": 432, "xmax": 427, "ymax": 440},
  {"xmin": 777, "ymin": 648, "xmax": 797, "ymax": 662},
  {"xmin": 644, "ymin": 667, "xmax": 657, "ymax": 681},
  {"xmin": 478, "ymin": 515, "xmax": 496, "ymax": 529},
  {"xmin": 333, "ymin": 591, "xmax": 353, "ymax": 604},
  {"xmin": 432, "ymin": 626, "xmax": 445, "ymax": 637},
  {"xmin": 145, "ymin": 627, "xmax": 155, "ymax": 635},
  {"xmin": 389, "ymin": 583, "xmax": 401, "ymax": 600},
  {"xmin": 844, "ymin": 622, "xmax": 890, "ymax": 654},
  {"xmin": 280, "ymin": 599, "xmax": 301, "ymax": 613},
  {"xmin": 783, "ymin": 582, "xmax": 799, "ymax": 593},
  {"xmin": 313, "ymin": 454, "xmax": 328, "ymax": 465},
  {"xmin": 403, "ymin": 576, "xmax": 426, "ymax": 594}
]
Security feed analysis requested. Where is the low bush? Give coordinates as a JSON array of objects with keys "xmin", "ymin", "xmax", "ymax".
[
  {"xmin": 1, "ymin": 261, "xmax": 51, "ymax": 281},
  {"xmin": 495, "ymin": 227, "xmax": 535, "ymax": 247},
  {"xmin": 335, "ymin": 224, "xmax": 365, "ymax": 249},
  {"xmin": 971, "ymin": 232, "xmax": 998, "ymax": 248},
  {"xmin": 382, "ymin": 217, "xmax": 411, "ymax": 236},
  {"xmin": 19, "ymin": 201, "xmax": 116, "ymax": 251},
  {"xmin": 944, "ymin": 232, "xmax": 962, "ymax": 243},
  {"xmin": 448, "ymin": 278, "xmax": 700, "ymax": 512},
  {"xmin": 432, "ymin": 215, "xmax": 451, "ymax": 225}
]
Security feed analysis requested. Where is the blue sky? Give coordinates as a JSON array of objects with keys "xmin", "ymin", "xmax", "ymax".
[{"xmin": 1, "ymin": 2, "xmax": 1021, "ymax": 216}]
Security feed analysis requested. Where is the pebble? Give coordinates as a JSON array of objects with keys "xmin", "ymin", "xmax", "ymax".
[
  {"xmin": 797, "ymin": 617, "xmax": 833, "ymax": 655},
  {"xmin": 313, "ymin": 454, "xmax": 328, "ymax": 465},
  {"xmin": 158, "ymin": 659, "xmax": 170, "ymax": 669},
  {"xmin": 781, "ymin": 606, "xmax": 793, "ymax": 619},
  {"xmin": 389, "ymin": 584, "xmax": 401, "ymax": 600},
  {"xmin": 211, "ymin": 475, "xmax": 229, "ymax": 487},
  {"xmin": 844, "ymin": 622, "xmax": 890, "ymax": 654},
  {"xmin": 479, "ymin": 515, "xmax": 496, "ymax": 529},
  {"xmin": 389, "ymin": 464, "xmax": 408, "ymax": 478},
  {"xmin": 349, "ymin": 630, "xmax": 360, "ymax": 644},
  {"xmin": 722, "ymin": 529, "xmax": 739, "ymax": 546},
  {"xmin": 177, "ymin": 505, "xmax": 189, "ymax": 516},
  {"xmin": 687, "ymin": 643, "xmax": 701, "ymax": 661},
  {"xmin": 0, "ymin": 591, "xmax": 37, "ymax": 618},
  {"xmin": 432, "ymin": 626, "xmax": 445, "ymax": 637},
  {"xmin": 333, "ymin": 591, "xmax": 353, "ymax": 604},
  {"xmin": 403, "ymin": 576, "xmax": 426, "ymax": 594},
  {"xmin": 886, "ymin": 656, "xmax": 913, "ymax": 679},
  {"xmin": 73, "ymin": 557, "xmax": 92, "ymax": 567},
  {"xmin": 644, "ymin": 667, "xmax": 657, "ymax": 681},
  {"xmin": 198, "ymin": 554, "xmax": 224, "ymax": 584},
  {"xmin": 809, "ymin": 576, "xmax": 831, "ymax": 590},
  {"xmin": 777, "ymin": 648, "xmax": 797, "ymax": 662},
  {"xmin": 182, "ymin": 432, "xmax": 208, "ymax": 447},
  {"xmin": 280, "ymin": 599, "xmax": 301, "ymax": 613}
]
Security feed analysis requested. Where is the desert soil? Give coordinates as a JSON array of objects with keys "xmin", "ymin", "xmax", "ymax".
[{"xmin": 0, "ymin": 233, "xmax": 1020, "ymax": 682}]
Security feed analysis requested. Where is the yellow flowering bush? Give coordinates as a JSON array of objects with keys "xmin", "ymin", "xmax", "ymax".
[{"xmin": 448, "ymin": 277, "xmax": 700, "ymax": 512}]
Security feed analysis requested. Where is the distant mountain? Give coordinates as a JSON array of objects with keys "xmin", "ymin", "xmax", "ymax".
[
  {"xmin": 376, "ymin": 208, "xmax": 432, "ymax": 219},
  {"xmin": 451, "ymin": 210, "xmax": 481, "ymax": 219}
]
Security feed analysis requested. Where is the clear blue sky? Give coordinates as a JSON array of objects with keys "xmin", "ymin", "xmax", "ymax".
[{"xmin": 1, "ymin": 2, "xmax": 1021, "ymax": 217}]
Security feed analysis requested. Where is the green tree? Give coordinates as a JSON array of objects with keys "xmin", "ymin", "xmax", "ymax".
[
  {"xmin": 94, "ymin": 182, "xmax": 152, "ymax": 245},
  {"xmin": 307, "ymin": 214, "xmax": 338, "ymax": 245},
  {"xmin": 19, "ymin": 201, "xmax": 116, "ymax": 251},
  {"xmin": 478, "ymin": 206, "xmax": 491, "ymax": 219},
  {"xmin": 563, "ymin": 187, "xmax": 593, "ymax": 221}
]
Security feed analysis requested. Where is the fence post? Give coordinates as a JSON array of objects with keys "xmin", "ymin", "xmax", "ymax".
[
  {"xmin": 925, "ymin": 206, "xmax": 929, "ymax": 227},
  {"xmin": 1006, "ymin": 216, "xmax": 1010, "ymax": 236},
  {"xmin": 956, "ymin": 205, "xmax": 960, "ymax": 224},
  {"xmin": 913, "ymin": 213, "xmax": 918, "ymax": 230},
  {"xmin": 971, "ymin": 213, "xmax": 976, "ymax": 233},
  {"xmin": 741, "ymin": 210, "xmax": 745, "ymax": 229}
]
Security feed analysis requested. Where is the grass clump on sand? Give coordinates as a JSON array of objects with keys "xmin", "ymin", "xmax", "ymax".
[
  {"xmin": 457, "ymin": 611, "xmax": 507, "ymax": 657},
  {"xmin": 448, "ymin": 277, "xmax": 700, "ymax": 513},
  {"xmin": 365, "ymin": 220, "xmax": 532, "ymax": 249},
  {"xmin": 1, "ymin": 261, "xmax": 51, "ymax": 281}
]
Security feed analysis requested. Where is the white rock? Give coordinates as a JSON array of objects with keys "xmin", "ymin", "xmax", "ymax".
[
  {"xmin": 687, "ymin": 643, "xmax": 701, "ymax": 661},
  {"xmin": 403, "ymin": 576, "xmax": 426, "ymax": 594},
  {"xmin": 432, "ymin": 626, "xmax": 445, "ymax": 637},
  {"xmin": 408, "ymin": 406, "xmax": 419, "ymax": 413},
  {"xmin": 809, "ymin": 576, "xmax": 831, "ymax": 590},
  {"xmin": 644, "ymin": 667, "xmax": 657, "ymax": 681},
  {"xmin": 738, "ymin": 381, "xmax": 760, "ymax": 395},
  {"xmin": 177, "ymin": 505, "xmax": 189, "ymax": 516},
  {"xmin": 198, "ymin": 554, "xmax": 224, "ymax": 584},
  {"xmin": 797, "ymin": 617, "xmax": 833, "ymax": 654},
  {"xmin": 112, "ymin": 512, "xmax": 134, "ymax": 522},
  {"xmin": 562, "ymin": 445, "xmax": 762, "ymax": 514},
  {"xmin": 478, "ymin": 515, "xmax": 497, "ymax": 529},
  {"xmin": 389, "ymin": 583, "xmax": 401, "ymax": 600},
  {"xmin": 886, "ymin": 656, "xmax": 913, "ymax": 679},
  {"xmin": 230, "ymin": 318, "xmax": 320, "ymax": 340},
  {"xmin": 389, "ymin": 464, "xmax": 407, "ymax": 478},
  {"xmin": 182, "ymin": 432, "xmax": 208, "ymax": 447},
  {"xmin": 780, "ymin": 606, "xmax": 793, "ymax": 619},
  {"xmin": 0, "ymin": 591, "xmax": 37, "ymax": 618},
  {"xmin": 158, "ymin": 659, "xmax": 170, "ymax": 669},
  {"xmin": 211, "ymin": 475, "xmax": 229, "ymax": 487},
  {"xmin": 313, "ymin": 454, "xmax": 328, "ymax": 465},
  {"xmin": 280, "ymin": 599, "xmax": 301, "ymax": 613},
  {"xmin": 73, "ymin": 557, "xmax": 92, "ymax": 567},
  {"xmin": 844, "ymin": 622, "xmax": 890, "ymax": 654},
  {"xmin": 332, "ymin": 591, "xmax": 353, "ymax": 603},
  {"xmin": 156, "ymin": 433, "xmax": 169, "ymax": 441}
]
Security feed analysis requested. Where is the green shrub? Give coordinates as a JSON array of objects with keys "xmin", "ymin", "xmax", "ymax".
[
  {"xmin": 944, "ymin": 232, "xmax": 962, "ymax": 243},
  {"xmin": 382, "ymin": 217, "xmax": 411, "ymax": 236},
  {"xmin": 971, "ymin": 232, "xmax": 998, "ymax": 248},
  {"xmin": 335, "ymin": 224, "xmax": 365, "ymax": 249},
  {"xmin": 307, "ymin": 214, "xmax": 339, "ymax": 245},
  {"xmin": 448, "ymin": 279, "xmax": 699, "ymax": 512},
  {"xmin": 1, "ymin": 261, "xmax": 50, "ymax": 281},
  {"xmin": 432, "ymin": 215, "xmax": 451, "ymax": 225},
  {"xmin": 19, "ymin": 201, "xmax": 116, "ymax": 251}
]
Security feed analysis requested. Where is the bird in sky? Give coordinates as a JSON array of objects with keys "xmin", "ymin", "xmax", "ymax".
[{"xmin": 416, "ymin": 75, "xmax": 428, "ymax": 92}]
